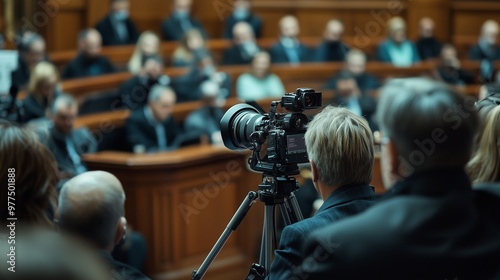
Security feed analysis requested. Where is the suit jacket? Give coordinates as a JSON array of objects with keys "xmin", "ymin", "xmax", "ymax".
[
  {"xmin": 184, "ymin": 106, "xmax": 225, "ymax": 140},
  {"xmin": 269, "ymin": 41, "xmax": 312, "ymax": 64},
  {"xmin": 10, "ymin": 56, "xmax": 49, "ymax": 90},
  {"xmin": 267, "ymin": 184, "xmax": 376, "ymax": 279},
  {"xmin": 313, "ymin": 41, "xmax": 350, "ymax": 62},
  {"xmin": 100, "ymin": 251, "xmax": 150, "ymax": 280},
  {"xmin": 297, "ymin": 169, "xmax": 500, "ymax": 280},
  {"xmin": 22, "ymin": 93, "xmax": 60, "ymax": 123},
  {"xmin": 172, "ymin": 69, "xmax": 232, "ymax": 103},
  {"xmin": 469, "ymin": 43, "xmax": 500, "ymax": 61},
  {"xmin": 43, "ymin": 126, "xmax": 97, "ymax": 177},
  {"xmin": 62, "ymin": 53, "xmax": 116, "ymax": 80},
  {"xmin": 95, "ymin": 15, "xmax": 139, "ymax": 46},
  {"xmin": 125, "ymin": 107, "xmax": 181, "ymax": 152},
  {"xmin": 223, "ymin": 14, "xmax": 263, "ymax": 39},
  {"xmin": 222, "ymin": 44, "xmax": 255, "ymax": 65},
  {"xmin": 117, "ymin": 75, "xmax": 171, "ymax": 109},
  {"xmin": 416, "ymin": 37, "xmax": 442, "ymax": 61},
  {"xmin": 161, "ymin": 15, "xmax": 207, "ymax": 41}
]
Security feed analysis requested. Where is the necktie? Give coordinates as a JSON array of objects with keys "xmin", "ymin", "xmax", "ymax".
[
  {"xmin": 66, "ymin": 138, "xmax": 87, "ymax": 175},
  {"xmin": 155, "ymin": 123, "xmax": 167, "ymax": 150}
]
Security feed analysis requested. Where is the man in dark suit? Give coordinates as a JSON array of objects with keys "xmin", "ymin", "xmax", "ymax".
[
  {"xmin": 58, "ymin": 171, "xmax": 151, "ymax": 280},
  {"xmin": 295, "ymin": 78, "xmax": 500, "ymax": 280},
  {"xmin": 41, "ymin": 94, "xmax": 97, "ymax": 179},
  {"xmin": 161, "ymin": 0, "xmax": 207, "ymax": 41},
  {"xmin": 10, "ymin": 33, "xmax": 47, "ymax": 90},
  {"xmin": 223, "ymin": 0, "xmax": 262, "ymax": 39},
  {"xmin": 469, "ymin": 20, "xmax": 500, "ymax": 82},
  {"xmin": 314, "ymin": 20, "xmax": 350, "ymax": 62},
  {"xmin": 125, "ymin": 85, "xmax": 181, "ymax": 152},
  {"xmin": 117, "ymin": 55, "xmax": 171, "ymax": 110},
  {"xmin": 95, "ymin": 0, "xmax": 139, "ymax": 46},
  {"xmin": 222, "ymin": 22, "xmax": 260, "ymax": 65},
  {"xmin": 62, "ymin": 29, "xmax": 116, "ymax": 80},
  {"xmin": 266, "ymin": 106, "xmax": 376, "ymax": 279},
  {"xmin": 269, "ymin": 15, "xmax": 311, "ymax": 64},
  {"xmin": 415, "ymin": 17, "xmax": 442, "ymax": 61}
]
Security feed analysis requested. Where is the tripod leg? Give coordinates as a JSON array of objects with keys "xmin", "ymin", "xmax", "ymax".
[
  {"xmin": 192, "ymin": 191, "xmax": 259, "ymax": 280},
  {"xmin": 259, "ymin": 204, "xmax": 275, "ymax": 275},
  {"xmin": 285, "ymin": 192, "xmax": 304, "ymax": 224},
  {"xmin": 278, "ymin": 203, "xmax": 292, "ymax": 226}
]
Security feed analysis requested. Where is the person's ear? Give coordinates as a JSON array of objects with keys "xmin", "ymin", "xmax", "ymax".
[
  {"xmin": 114, "ymin": 217, "xmax": 127, "ymax": 246},
  {"xmin": 310, "ymin": 160, "xmax": 319, "ymax": 184}
]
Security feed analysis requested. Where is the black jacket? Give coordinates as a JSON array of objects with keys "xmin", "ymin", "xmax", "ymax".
[
  {"xmin": 95, "ymin": 15, "xmax": 140, "ymax": 46},
  {"xmin": 269, "ymin": 41, "xmax": 312, "ymax": 64},
  {"xmin": 222, "ymin": 44, "xmax": 256, "ymax": 65},
  {"xmin": 296, "ymin": 169, "xmax": 500, "ymax": 280},
  {"xmin": 117, "ymin": 75, "xmax": 171, "ymax": 110},
  {"xmin": 223, "ymin": 13, "xmax": 262, "ymax": 39},
  {"xmin": 62, "ymin": 53, "xmax": 116, "ymax": 80},
  {"xmin": 416, "ymin": 37, "xmax": 442, "ymax": 61},
  {"xmin": 313, "ymin": 41, "xmax": 350, "ymax": 62},
  {"xmin": 125, "ymin": 107, "xmax": 181, "ymax": 152},
  {"xmin": 100, "ymin": 251, "xmax": 150, "ymax": 280},
  {"xmin": 161, "ymin": 15, "xmax": 207, "ymax": 41},
  {"xmin": 469, "ymin": 43, "xmax": 500, "ymax": 61}
]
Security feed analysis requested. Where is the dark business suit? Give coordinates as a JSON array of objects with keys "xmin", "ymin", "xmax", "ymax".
[
  {"xmin": 222, "ymin": 44, "xmax": 256, "ymax": 65},
  {"xmin": 43, "ymin": 126, "xmax": 97, "ymax": 177},
  {"xmin": 267, "ymin": 184, "xmax": 376, "ymax": 279},
  {"xmin": 269, "ymin": 41, "xmax": 311, "ymax": 64},
  {"xmin": 172, "ymin": 69, "xmax": 232, "ymax": 103},
  {"xmin": 95, "ymin": 15, "xmax": 140, "ymax": 46},
  {"xmin": 296, "ymin": 169, "xmax": 500, "ymax": 280},
  {"xmin": 10, "ymin": 56, "xmax": 49, "ymax": 89},
  {"xmin": 223, "ymin": 13, "xmax": 263, "ymax": 39},
  {"xmin": 22, "ymin": 93, "xmax": 60, "ymax": 123},
  {"xmin": 161, "ymin": 15, "xmax": 207, "ymax": 41},
  {"xmin": 117, "ymin": 75, "xmax": 171, "ymax": 110},
  {"xmin": 416, "ymin": 37, "xmax": 442, "ymax": 61},
  {"xmin": 184, "ymin": 106, "xmax": 225, "ymax": 141},
  {"xmin": 125, "ymin": 107, "xmax": 181, "ymax": 152},
  {"xmin": 62, "ymin": 54, "xmax": 116, "ymax": 80},
  {"xmin": 100, "ymin": 251, "xmax": 151, "ymax": 280},
  {"xmin": 313, "ymin": 41, "xmax": 350, "ymax": 62},
  {"xmin": 469, "ymin": 44, "xmax": 500, "ymax": 61}
]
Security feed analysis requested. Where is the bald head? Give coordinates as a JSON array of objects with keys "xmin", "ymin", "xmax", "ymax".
[
  {"xmin": 419, "ymin": 17, "xmax": 435, "ymax": 38},
  {"xmin": 79, "ymin": 29, "xmax": 102, "ymax": 58},
  {"xmin": 280, "ymin": 15, "xmax": 300, "ymax": 38},
  {"xmin": 233, "ymin": 21, "xmax": 255, "ymax": 44},
  {"xmin": 324, "ymin": 20, "xmax": 344, "ymax": 42},
  {"xmin": 481, "ymin": 20, "xmax": 500, "ymax": 46},
  {"xmin": 58, "ymin": 171, "xmax": 126, "ymax": 250}
]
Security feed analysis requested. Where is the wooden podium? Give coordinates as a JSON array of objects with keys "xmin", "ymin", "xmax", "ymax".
[{"xmin": 83, "ymin": 145, "xmax": 264, "ymax": 280}]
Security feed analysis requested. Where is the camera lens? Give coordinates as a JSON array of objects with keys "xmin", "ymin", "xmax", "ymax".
[{"xmin": 220, "ymin": 104, "xmax": 265, "ymax": 150}]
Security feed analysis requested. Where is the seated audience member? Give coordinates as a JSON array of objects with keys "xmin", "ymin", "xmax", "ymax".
[
  {"xmin": 172, "ymin": 29, "xmax": 206, "ymax": 67},
  {"xmin": 434, "ymin": 44, "xmax": 475, "ymax": 86},
  {"xmin": 161, "ymin": 0, "xmax": 207, "ymax": 41},
  {"xmin": 0, "ymin": 228, "xmax": 110, "ymax": 280},
  {"xmin": 95, "ymin": 0, "xmax": 139, "ymax": 46},
  {"xmin": 267, "ymin": 106, "xmax": 376, "ymax": 278},
  {"xmin": 296, "ymin": 78, "xmax": 500, "ymax": 280},
  {"xmin": 0, "ymin": 121, "xmax": 58, "ymax": 227},
  {"xmin": 314, "ymin": 19, "xmax": 350, "ymax": 62},
  {"xmin": 269, "ymin": 15, "xmax": 311, "ymax": 64},
  {"xmin": 223, "ymin": 0, "xmax": 262, "ymax": 39},
  {"xmin": 468, "ymin": 105, "xmax": 500, "ymax": 183},
  {"xmin": 128, "ymin": 31, "xmax": 161, "ymax": 74},
  {"xmin": 118, "ymin": 55, "xmax": 171, "ymax": 109},
  {"xmin": 10, "ymin": 33, "xmax": 47, "ymax": 89},
  {"xmin": 222, "ymin": 22, "xmax": 260, "ymax": 65},
  {"xmin": 184, "ymin": 81, "xmax": 225, "ymax": 144},
  {"xmin": 40, "ymin": 95, "xmax": 97, "ymax": 179},
  {"xmin": 236, "ymin": 51, "xmax": 285, "ymax": 101},
  {"xmin": 416, "ymin": 17, "xmax": 442, "ymax": 61},
  {"xmin": 62, "ymin": 29, "xmax": 116, "ymax": 79},
  {"xmin": 22, "ymin": 62, "xmax": 61, "ymax": 123},
  {"xmin": 377, "ymin": 17, "xmax": 420, "ymax": 67},
  {"xmin": 470, "ymin": 20, "xmax": 500, "ymax": 82},
  {"xmin": 125, "ymin": 85, "xmax": 181, "ymax": 152},
  {"xmin": 173, "ymin": 51, "xmax": 231, "ymax": 102},
  {"xmin": 58, "ymin": 171, "xmax": 151, "ymax": 280},
  {"xmin": 474, "ymin": 84, "xmax": 500, "ymax": 141}
]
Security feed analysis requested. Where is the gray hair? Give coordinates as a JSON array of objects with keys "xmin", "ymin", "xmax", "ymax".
[
  {"xmin": 305, "ymin": 106, "xmax": 374, "ymax": 187},
  {"xmin": 51, "ymin": 94, "xmax": 77, "ymax": 115},
  {"xmin": 148, "ymin": 85, "xmax": 175, "ymax": 103},
  {"xmin": 376, "ymin": 78, "xmax": 478, "ymax": 171}
]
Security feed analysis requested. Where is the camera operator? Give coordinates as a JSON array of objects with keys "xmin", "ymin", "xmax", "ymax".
[
  {"xmin": 266, "ymin": 106, "xmax": 376, "ymax": 279},
  {"xmin": 294, "ymin": 78, "xmax": 500, "ymax": 279}
]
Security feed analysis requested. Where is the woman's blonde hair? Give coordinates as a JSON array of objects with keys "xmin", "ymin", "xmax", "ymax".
[
  {"xmin": 128, "ymin": 31, "xmax": 160, "ymax": 74},
  {"xmin": 172, "ymin": 29, "xmax": 204, "ymax": 64},
  {"xmin": 468, "ymin": 105, "xmax": 500, "ymax": 183},
  {"xmin": 27, "ymin": 61, "xmax": 59, "ymax": 96}
]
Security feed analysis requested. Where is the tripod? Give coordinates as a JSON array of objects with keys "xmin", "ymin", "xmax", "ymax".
[{"xmin": 192, "ymin": 174, "xmax": 304, "ymax": 280}]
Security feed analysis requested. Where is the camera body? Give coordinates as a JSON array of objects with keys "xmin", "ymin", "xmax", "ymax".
[{"xmin": 221, "ymin": 88, "xmax": 321, "ymax": 173}]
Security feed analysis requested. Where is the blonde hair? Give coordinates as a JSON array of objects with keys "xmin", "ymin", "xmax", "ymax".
[
  {"xmin": 387, "ymin": 16, "xmax": 406, "ymax": 35},
  {"xmin": 28, "ymin": 61, "xmax": 59, "ymax": 97},
  {"xmin": 128, "ymin": 31, "xmax": 160, "ymax": 74},
  {"xmin": 305, "ymin": 106, "xmax": 374, "ymax": 187},
  {"xmin": 468, "ymin": 105, "xmax": 500, "ymax": 183},
  {"xmin": 172, "ymin": 29, "xmax": 204, "ymax": 65}
]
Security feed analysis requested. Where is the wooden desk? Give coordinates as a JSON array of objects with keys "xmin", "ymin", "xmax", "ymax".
[{"xmin": 83, "ymin": 146, "xmax": 264, "ymax": 280}]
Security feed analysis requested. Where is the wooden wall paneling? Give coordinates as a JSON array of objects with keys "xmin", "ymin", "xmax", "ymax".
[
  {"xmin": 451, "ymin": 1, "xmax": 500, "ymax": 37},
  {"xmin": 129, "ymin": 0, "xmax": 171, "ymax": 36},
  {"xmin": 86, "ymin": 0, "xmax": 107, "ymax": 27},
  {"xmin": 406, "ymin": 0, "xmax": 451, "ymax": 42}
]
